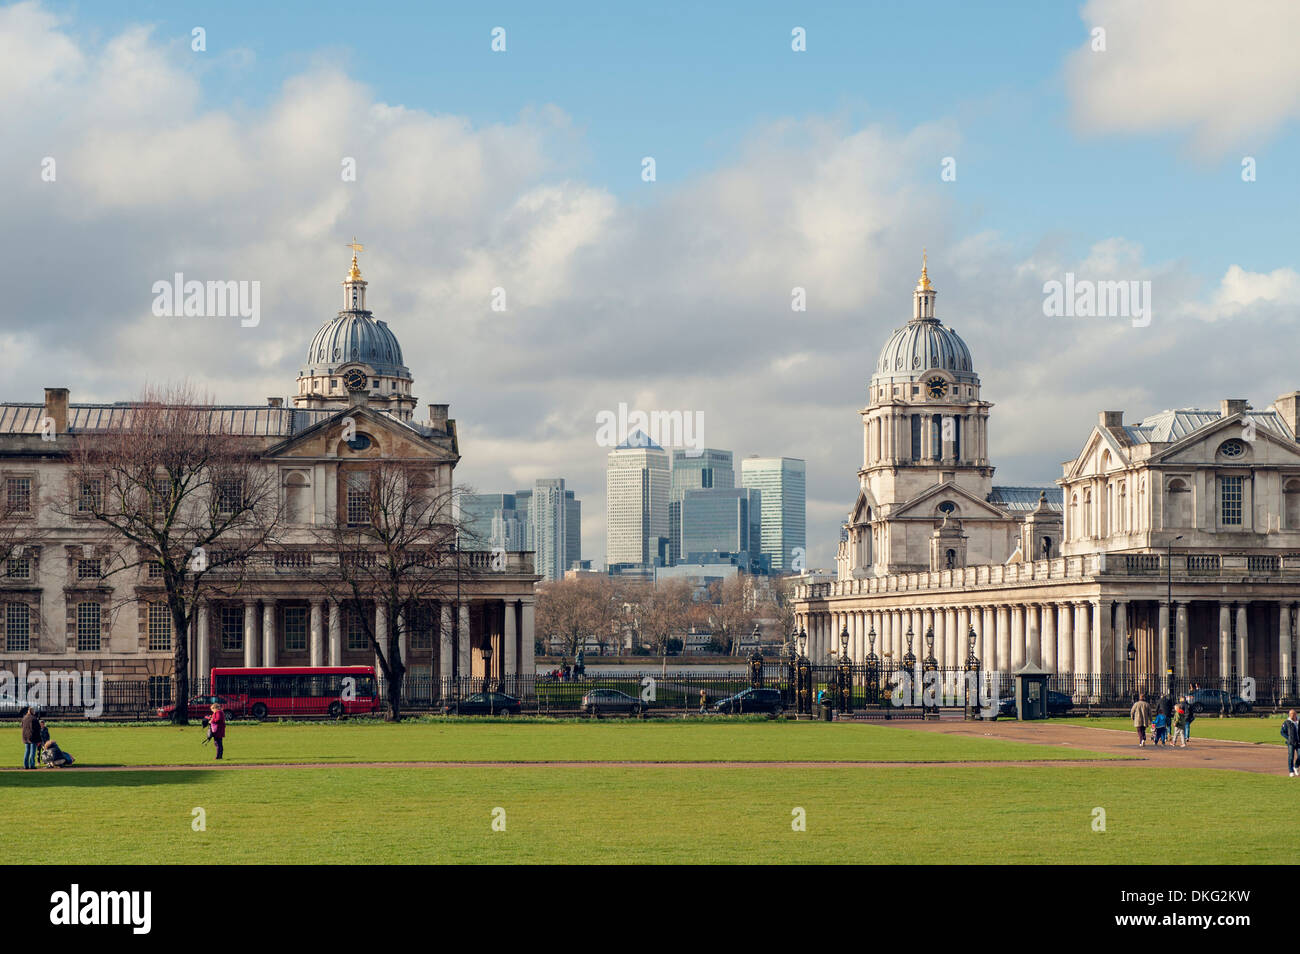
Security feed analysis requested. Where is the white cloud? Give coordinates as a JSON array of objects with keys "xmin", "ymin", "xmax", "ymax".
[{"xmin": 1065, "ymin": 0, "xmax": 1300, "ymax": 153}]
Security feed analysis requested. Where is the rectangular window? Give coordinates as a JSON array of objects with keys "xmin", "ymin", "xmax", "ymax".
[
  {"xmin": 216, "ymin": 478, "xmax": 244, "ymax": 515},
  {"xmin": 1220, "ymin": 475, "xmax": 1243, "ymax": 526},
  {"xmin": 345, "ymin": 605, "xmax": 369, "ymax": 651},
  {"xmin": 147, "ymin": 560, "xmax": 164, "ymax": 579},
  {"xmin": 910, "ymin": 415, "xmax": 922, "ymax": 461},
  {"xmin": 76, "ymin": 602, "xmax": 101, "ymax": 651},
  {"xmin": 409, "ymin": 602, "xmax": 435, "ymax": 650},
  {"xmin": 346, "ymin": 472, "xmax": 372, "ymax": 526},
  {"xmin": 6, "ymin": 477, "xmax": 31, "ymax": 513},
  {"xmin": 5, "ymin": 557, "xmax": 30, "ymax": 580},
  {"xmin": 283, "ymin": 606, "xmax": 308, "ymax": 651},
  {"xmin": 220, "ymin": 605, "xmax": 244, "ymax": 651},
  {"xmin": 77, "ymin": 558, "xmax": 101, "ymax": 581},
  {"xmin": 148, "ymin": 603, "xmax": 172, "ymax": 651},
  {"xmin": 77, "ymin": 479, "xmax": 103, "ymax": 514},
  {"xmin": 5, "ymin": 603, "xmax": 30, "ymax": 652}
]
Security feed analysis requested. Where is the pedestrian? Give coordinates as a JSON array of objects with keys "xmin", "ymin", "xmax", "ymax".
[
  {"xmin": 1282, "ymin": 710, "xmax": 1300, "ymax": 777},
  {"xmin": 1129, "ymin": 693, "xmax": 1152, "ymax": 746},
  {"xmin": 699, "ymin": 689, "xmax": 707, "ymax": 714},
  {"xmin": 19, "ymin": 706, "xmax": 40, "ymax": 769},
  {"xmin": 1183, "ymin": 693, "xmax": 1196, "ymax": 744},
  {"xmin": 1171, "ymin": 702, "xmax": 1188, "ymax": 747},
  {"xmin": 1157, "ymin": 691, "xmax": 1173, "ymax": 724},
  {"xmin": 207, "ymin": 702, "xmax": 226, "ymax": 760},
  {"xmin": 1151, "ymin": 710, "xmax": 1168, "ymax": 746}
]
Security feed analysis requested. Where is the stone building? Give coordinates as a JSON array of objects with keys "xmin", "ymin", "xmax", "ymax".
[
  {"xmin": 794, "ymin": 259, "xmax": 1300, "ymax": 695},
  {"xmin": 0, "ymin": 249, "xmax": 538, "ymax": 699}
]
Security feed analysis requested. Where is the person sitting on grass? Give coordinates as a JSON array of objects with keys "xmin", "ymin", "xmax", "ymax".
[{"xmin": 41, "ymin": 739, "xmax": 74, "ymax": 767}]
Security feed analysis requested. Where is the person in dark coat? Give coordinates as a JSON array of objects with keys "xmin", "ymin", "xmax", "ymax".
[
  {"xmin": 1157, "ymin": 692, "xmax": 1173, "ymax": 722},
  {"xmin": 20, "ymin": 706, "xmax": 40, "ymax": 769},
  {"xmin": 207, "ymin": 703, "xmax": 226, "ymax": 760},
  {"xmin": 1283, "ymin": 710, "xmax": 1300, "ymax": 777}
]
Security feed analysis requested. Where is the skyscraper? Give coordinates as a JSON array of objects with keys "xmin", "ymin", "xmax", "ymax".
[
  {"xmin": 530, "ymin": 478, "xmax": 573, "ymax": 582},
  {"xmin": 605, "ymin": 431, "xmax": 670, "ymax": 568},
  {"xmin": 740, "ymin": 456, "xmax": 806, "ymax": 573},
  {"xmin": 460, "ymin": 493, "xmax": 527, "ymax": 551},
  {"xmin": 465, "ymin": 483, "xmax": 581, "ymax": 581},
  {"xmin": 669, "ymin": 448, "xmax": 734, "ymax": 564},
  {"xmin": 679, "ymin": 487, "xmax": 762, "ymax": 570}
]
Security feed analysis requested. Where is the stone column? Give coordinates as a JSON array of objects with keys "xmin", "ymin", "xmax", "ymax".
[
  {"xmin": 1158, "ymin": 602, "xmax": 1170, "ymax": 685},
  {"xmin": 243, "ymin": 599, "xmax": 259, "ymax": 668},
  {"xmin": 262, "ymin": 600, "xmax": 276, "ymax": 668},
  {"xmin": 458, "ymin": 602, "xmax": 472, "ymax": 680},
  {"xmin": 521, "ymin": 598, "xmax": 536, "ymax": 682},
  {"xmin": 328, "ymin": 602, "xmax": 342, "ymax": 666},
  {"xmin": 504, "ymin": 600, "xmax": 518, "ymax": 678},
  {"xmin": 440, "ymin": 603, "xmax": 454, "ymax": 686},
  {"xmin": 1093, "ymin": 599, "xmax": 1112, "ymax": 694},
  {"xmin": 996, "ymin": 605, "xmax": 1011, "ymax": 673},
  {"xmin": 956, "ymin": 607, "xmax": 970, "ymax": 666},
  {"xmin": 1010, "ymin": 604, "xmax": 1025, "ymax": 670},
  {"xmin": 982, "ymin": 606, "xmax": 995, "ymax": 670},
  {"xmin": 1235, "ymin": 602, "xmax": 1249, "ymax": 685},
  {"xmin": 1057, "ymin": 602, "xmax": 1072, "ymax": 674},
  {"xmin": 1281, "ymin": 603, "xmax": 1293, "ymax": 699},
  {"xmin": 310, "ymin": 601, "xmax": 324, "ymax": 668},
  {"xmin": 1175, "ymin": 602, "xmax": 1189, "ymax": 686},
  {"xmin": 1113, "ymin": 600, "xmax": 1128, "ymax": 679},
  {"xmin": 1025, "ymin": 604, "xmax": 1041, "ymax": 667},
  {"xmin": 1041, "ymin": 603, "xmax": 1056, "ymax": 672},
  {"xmin": 1074, "ymin": 602, "xmax": 1091, "ymax": 695},
  {"xmin": 196, "ymin": 602, "xmax": 210, "ymax": 688},
  {"xmin": 1218, "ymin": 603, "xmax": 1232, "ymax": 683},
  {"xmin": 946, "ymin": 607, "xmax": 960, "ymax": 668},
  {"xmin": 375, "ymin": 601, "xmax": 388, "ymax": 673}
]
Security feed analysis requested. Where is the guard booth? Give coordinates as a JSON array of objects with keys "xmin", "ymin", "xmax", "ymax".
[{"xmin": 1012, "ymin": 661, "xmax": 1051, "ymax": 721}]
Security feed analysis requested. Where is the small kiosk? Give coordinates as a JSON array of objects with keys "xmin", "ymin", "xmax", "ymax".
[{"xmin": 1012, "ymin": 661, "xmax": 1052, "ymax": 721}]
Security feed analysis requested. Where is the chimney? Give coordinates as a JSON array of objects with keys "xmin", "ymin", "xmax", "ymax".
[
  {"xmin": 1274, "ymin": 391, "xmax": 1300, "ymax": 439},
  {"xmin": 43, "ymin": 387, "xmax": 69, "ymax": 434},
  {"xmin": 428, "ymin": 403, "xmax": 449, "ymax": 430},
  {"xmin": 1221, "ymin": 399, "xmax": 1248, "ymax": 418},
  {"xmin": 1099, "ymin": 410, "xmax": 1123, "ymax": 428},
  {"xmin": 267, "ymin": 397, "xmax": 283, "ymax": 408}
]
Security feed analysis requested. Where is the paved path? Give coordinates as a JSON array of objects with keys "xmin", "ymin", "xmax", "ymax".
[{"xmin": 884, "ymin": 719, "xmax": 1289, "ymax": 775}]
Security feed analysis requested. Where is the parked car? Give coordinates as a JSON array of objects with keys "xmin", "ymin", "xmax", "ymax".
[
  {"xmin": 447, "ymin": 692, "xmax": 521, "ymax": 716},
  {"xmin": 996, "ymin": 690, "xmax": 1074, "ymax": 717},
  {"xmin": 581, "ymin": 688, "xmax": 646, "ymax": 716},
  {"xmin": 711, "ymin": 688, "xmax": 785, "ymax": 715},
  {"xmin": 155, "ymin": 694, "xmax": 241, "ymax": 720},
  {"xmin": 1187, "ymin": 688, "xmax": 1252, "ymax": 714}
]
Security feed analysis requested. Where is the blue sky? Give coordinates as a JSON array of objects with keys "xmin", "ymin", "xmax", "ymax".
[{"xmin": 8, "ymin": 0, "xmax": 1300, "ymax": 568}]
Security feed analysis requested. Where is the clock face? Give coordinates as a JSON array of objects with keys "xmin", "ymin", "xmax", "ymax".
[
  {"xmin": 926, "ymin": 377, "xmax": 948, "ymax": 399},
  {"xmin": 342, "ymin": 368, "xmax": 368, "ymax": 392}
]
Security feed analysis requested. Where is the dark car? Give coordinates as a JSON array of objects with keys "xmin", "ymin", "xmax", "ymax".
[
  {"xmin": 448, "ymin": 692, "xmax": 522, "ymax": 716},
  {"xmin": 1187, "ymin": 688, "xmax": 1252, "ymax": 714},
  {"xmin": 155, "ymin": 694, "xmax": 240, "ymax": 720},
  {"xmin": 997, "ymin": 690, "xmax": 1074, "ymax": 718},
  {"xmin": 711, "ymin": 688, "xmax": 784, "ymax": 715},
  {"xmin": 581, "ymin": 688, "xmax": 646, "ymax": 716}
]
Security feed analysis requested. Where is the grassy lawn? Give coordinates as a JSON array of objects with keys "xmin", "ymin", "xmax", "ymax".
[
  {"xmin": 0, "ymin": 761, "xmax": 1285, "ymax": 863},
  {"xmin": 1055, "ymin": 715, "xmax": 1289, "ymax": 745},
  {"xmin": 0, "ymin": 720, "xmax": 1123, "ymax": 767}
]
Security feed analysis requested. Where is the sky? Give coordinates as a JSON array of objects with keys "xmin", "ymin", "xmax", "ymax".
[{"xmin": 2, "ymin": 0, "xmax": 1298, "ymax": 569}]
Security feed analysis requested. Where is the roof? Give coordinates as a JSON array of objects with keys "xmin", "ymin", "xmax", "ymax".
[
  {"xmin": 0, "ymin": 403, "xmax": 438, "ymax": 439},
  {"xmin": 1123, "ymin": 408, "xmax": 1292, "ymax": 444},
  {"xmin": 988, "ymin": 486, "xmax": 1063, "ymax": 513}
]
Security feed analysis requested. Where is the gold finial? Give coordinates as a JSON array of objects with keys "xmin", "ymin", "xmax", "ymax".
[
  {"xmin": 345, "ymin": 237, "xmax": 364, "ymax": 282},
  {"xmin": 918, "ymin": 248, "xmax": 932, "ymax": 291}
]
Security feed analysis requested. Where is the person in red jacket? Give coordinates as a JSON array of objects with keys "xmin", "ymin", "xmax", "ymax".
[{"xmin": 207, "ymin": 703, "xmax": 226, "ymax": 760}]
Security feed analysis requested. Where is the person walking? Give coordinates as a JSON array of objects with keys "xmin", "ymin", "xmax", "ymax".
[
  {"xmin": 207, "ymin": 702, "xmax": 226, "ymax": 760},
  {"xmin": 1282, "ymin": 710, "xmax": 1300, "ymax": 777},
  {"xmin": 1171, "ymin": 701, "xmax": 1188, "ymax": 747},
  {"xmin": 1157, "ymin": 691, "xmax": 1173, "ymax": 725},
  {"xmin": 1183, "ymin": 693, "xmax": 1196, "ymax": 745},
  {"xmin": 20, "ymin": 706, "xmax": 40, "ymax": 769},
  {"xmin": 1129, "ymin": 694, "xmax": 1152, "ymax": 746}
]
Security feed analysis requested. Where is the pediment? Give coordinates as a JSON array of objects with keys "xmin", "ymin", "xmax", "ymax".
[
  {"xmin": 891, "ymin": 481, "xmax": 1009, "ymax": 521},
  {"xmin": 1152, "ymin": 415, "xmax": 1300, "ymax": 467},
  {"xmin": 1063, "ymin": 427, "xmax": 1131, "ymax": 481},
  {"xmin": 264, "ymin": 407, "xmax": 457, "ymax": 463}
]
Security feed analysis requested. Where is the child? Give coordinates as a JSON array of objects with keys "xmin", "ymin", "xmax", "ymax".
[
  {"xmin": 1151, "ymin": 711, "xmax": 1168, "ymax": 746},
  {"xmin": 1171, "ymin": 704, "xmax": 1187, "ymax": 747}
]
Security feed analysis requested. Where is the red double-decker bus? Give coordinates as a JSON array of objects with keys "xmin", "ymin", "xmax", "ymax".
[{"xmin": 209, "ymin": 666, "xmax": 381, "ymax": 720}]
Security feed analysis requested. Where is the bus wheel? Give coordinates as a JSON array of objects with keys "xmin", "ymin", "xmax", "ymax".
[
  {"xmin": 251, "ymin": 703, "xmax": 268, "ymax": 721},
  {"xmin": 327, "ymin": 701, "xmax": 343, "ymax": 718}
]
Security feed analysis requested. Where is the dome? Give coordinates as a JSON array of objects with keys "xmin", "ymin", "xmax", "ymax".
[
  {"xmin": 304, "ymin": 311, "xmax": 410, "ymax": 379},
  {"xmin": 874, "ymin": 318, "xmax": 973, "ymax": 379}
]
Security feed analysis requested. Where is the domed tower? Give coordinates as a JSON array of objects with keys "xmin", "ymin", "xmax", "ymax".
[
  {"xmin": 294, "ymin": 242, "xmax": 418, "ymax": 421},
  {"xmin": 860, "ymin": 253, "xmax": 993, "ymax": 511}
]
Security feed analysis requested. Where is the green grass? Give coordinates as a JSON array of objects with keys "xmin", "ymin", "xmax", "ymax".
[
  {"xmin": 0, "ymin": 762, "xmax": 1285, "ymax": 863},
  {"xmin": 1056, "ymin": 715, "xmax": 1290, "ymax": 745},
  {"xmin": 2, "ymin": 720, "xmax": 1121, "ymax": 766}
]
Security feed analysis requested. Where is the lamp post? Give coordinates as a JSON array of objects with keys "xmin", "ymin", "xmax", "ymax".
[
  {"xmin": 796, "ymin": 627, "xmax": 812, "ymax": 715},
  {"xmin": 837, "ymin": 626, "xmax": 852, "ymax": 713},
  {"xmin": 1166, "ymin": 534, "xmax": 1183, "ymax": 695},
  {"xmin": 965, "ymin": 625, "xmax": 981, "ymax": 720},
  {"xmin": 1126, "ymin": 635, "xmax": 1137, "ymax": 700},
  {"xmin": 785, "ymin": 629, "xmax": 799, "ymax": 707},
  {"xmin": 922, "ymin": 625, "xmax": 938, "ymax": 717}
]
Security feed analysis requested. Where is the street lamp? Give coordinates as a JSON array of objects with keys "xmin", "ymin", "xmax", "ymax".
[
  {"xmin": 1126, "ymin": 635, "xmax": 1137, "ymax": 699},
  {"xmin": 839, "ymin": 626, "xmax": 850, "ymax": 658}
]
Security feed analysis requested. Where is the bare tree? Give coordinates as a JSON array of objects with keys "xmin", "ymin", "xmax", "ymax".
[
  {"xmin": 640, "ymin": 578, "xmax": 697, "ymax": 660},
  {"xmin": 60, "ymin": 385, "xmax": 282, "ymax": 724},
  {"xmin": 706, "ymin": 575, "xmax": 758, "ymax": 654},
  {"xmin": 535, "ymin": 574, "xmax": 621, "ymax": 659},
  {"xmin": 313, "ymin": 462, "xmax": 471, "ymax": 721}
]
